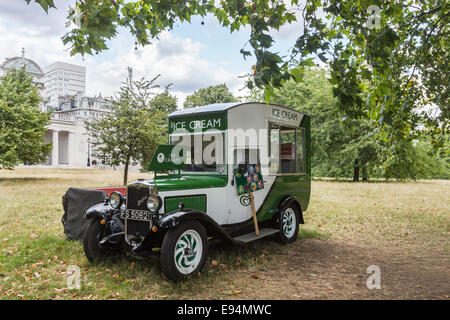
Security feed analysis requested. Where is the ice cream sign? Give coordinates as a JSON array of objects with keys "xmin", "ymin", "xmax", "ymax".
[
  {"xmin": 169, "ymin": 113, "xmax": 227, "ymax": 134},
  {"xmin": 267, "ymin": 106, "xmax": 303, "ymax": 126}
]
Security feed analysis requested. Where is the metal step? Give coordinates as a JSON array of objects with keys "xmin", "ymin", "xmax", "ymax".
[{"xmin": 232, "ymin": 228, "xmax": 279, "ymax": 245}]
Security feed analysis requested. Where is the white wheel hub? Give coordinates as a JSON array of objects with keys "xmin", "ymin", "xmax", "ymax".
[
  {"xmin": 282, "ymin": 208, "xmax": 296, "ymax": 238},
  {"xmin": 174, "ymin": 229, "xmax": 203, "ymax": 274}
]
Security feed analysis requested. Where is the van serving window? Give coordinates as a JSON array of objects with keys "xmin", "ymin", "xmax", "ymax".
[{"xmin": 269, "ymin": 124, "xmax": 306, "ymax": 174}]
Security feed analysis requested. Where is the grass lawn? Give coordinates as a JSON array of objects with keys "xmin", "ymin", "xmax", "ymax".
[{"xmin": 0, "ymin": 168, "xmax": 448, "ymax": 300}]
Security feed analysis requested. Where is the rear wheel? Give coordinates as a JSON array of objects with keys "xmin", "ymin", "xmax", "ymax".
[
  {"xmin": 83, "ymin": 218, "xmax": 113, "ymax": 262},
  {"xmin": 277, "ymin": 204, "xmax": 300, "ymax": 244},
  {"xmin": 160, "ymin": 221, "xmax": 208, "ymax": 282}
]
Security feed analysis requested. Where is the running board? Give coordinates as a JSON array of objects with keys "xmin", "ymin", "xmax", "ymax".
[{"xmin": 232, "ymin": 228, "xmax": 279, "ymax": 245}]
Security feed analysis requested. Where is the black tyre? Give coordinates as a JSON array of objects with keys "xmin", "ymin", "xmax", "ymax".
[
  {"xmin": 160, "ymin": 221, "xmax": 208, "ymax": 282},
  {"xmin": 83, "ymin": 218, "xmax": 113, "ymax": 262},
  {"xmin": 277, "ymin": 204, "xmax": 300, "ymax": 244}
]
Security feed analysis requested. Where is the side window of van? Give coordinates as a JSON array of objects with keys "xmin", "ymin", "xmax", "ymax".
[
  {"xmin": 280, "ymin": 128, "xmax": 296, "ymax": 173},
  {"xmin": 270, "ymin": 125, "xmax": 306, "ymax": 174}
]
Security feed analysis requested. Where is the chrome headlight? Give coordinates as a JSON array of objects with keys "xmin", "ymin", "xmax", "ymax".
[
  {"xmin": 147, "ymin": 194, "xmax": 162, "ymax": 212},
  {"xmin": 109, "ymin": 191, "xmax": 123, "ymax": 209}
]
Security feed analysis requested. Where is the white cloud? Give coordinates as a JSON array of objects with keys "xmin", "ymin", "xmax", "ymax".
[
  {"xmin": 86, "ymin": 31, "xmax": 247, "ymax": 107},
  {"xmin": 0, "ymin": 1, "xmax": 250, "ymax": 108}
]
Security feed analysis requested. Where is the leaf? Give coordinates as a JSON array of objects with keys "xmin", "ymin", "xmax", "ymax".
[
  {"xmin": 240, "ymin": 49, "xmax": 252, "ymax": 60},
  {"xmin": 290, "ymin": 68, "xmax": 303, "ymax": 82},
  {"xmin": 32, "ymin": 0, "xmax": 56, "ymax": 13},
  {"xmin": 251, "ymin": 273, "xmax": 260, "ymax": 279},
  {"xmin": 30, "ymin": 261, "xmax": 44, "ymax": 268},
  {"xmin": 233, "ymin": 290, "xmax": 243, "ymax": 295}
]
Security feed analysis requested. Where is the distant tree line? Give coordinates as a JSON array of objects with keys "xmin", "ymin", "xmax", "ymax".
[
  {"xmin": 1, "ymin": 66, "xmax": 447, "ymax": 182},
  {"xmin": 265, "ymin": 68, "xmax": 449, "ymax": 181}
]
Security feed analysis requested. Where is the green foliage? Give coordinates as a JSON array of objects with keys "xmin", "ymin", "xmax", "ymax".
[
  {"xmin": 183, "ymin": 83, "xmax": 237, "ymax": 109},
  {"xmin": 270, "ymin": 67, "xmax": 449, "ymax": 180},
  {"xmin": 25, "ymin": 0, "xmax": 55, "ymax": 13},
  {"xmin": 85, "ymin": 74, "xmax": 175, "ymax": 184},
  {"xmin": 150, "ymin": 91, "xmax": 178, "ymax": 114},
  {"xmin": 27, "ymin": 0, "xmax": 448, "ymax": 154},
  {"xmin": 28, "ymin": 0, "xmax": 449, "ymax": 164},
  {"xmin": 239, "ymin": 87, "xmax": 265, "ymax": 103},
  {"xmin": 0, "ymin": 68, "xmax": 52, "ymax": 169},
  {"xmin": 379, "ymin": 138, "xmax": 450, "ymax": 180}
]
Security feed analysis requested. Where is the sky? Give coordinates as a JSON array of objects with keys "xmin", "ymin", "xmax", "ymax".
[{"xmin": 0, "ymin": 0, "xmax": 304, "ymax": 107}]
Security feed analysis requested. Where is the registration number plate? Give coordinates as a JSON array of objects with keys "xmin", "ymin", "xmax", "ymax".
[{"xmin": 120, "ymin": 209, "xmax": 150, "ymax": 222}]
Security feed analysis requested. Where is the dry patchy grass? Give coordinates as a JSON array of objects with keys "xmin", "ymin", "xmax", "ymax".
[{"xmin": 0, "ymin": 168, "xmax": 448, "ymax": 300}]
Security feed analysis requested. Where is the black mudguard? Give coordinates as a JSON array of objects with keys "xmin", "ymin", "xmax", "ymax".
[
  {"xmin": 277, "ymin": 196, "xmax": 305, "ymax": 224},
  {"xmin": 84, "ymin": 202, "xmax": 117, "ymax": 220},
  {"xmin": 158, "ymin": 210, "xmax": 235, "ymax": 243}
]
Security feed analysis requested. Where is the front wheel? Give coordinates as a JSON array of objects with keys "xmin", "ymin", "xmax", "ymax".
[
  {"xmin": 160, "ymin": 221, "xmax": 208, "ymax": 282},
  {"xmin": 83, "ymin": 218, "xmax": 114, "ymax": 262},
  {"xmin": 277, "ymin": 204, "xmax": 300, "ymax": 244}
]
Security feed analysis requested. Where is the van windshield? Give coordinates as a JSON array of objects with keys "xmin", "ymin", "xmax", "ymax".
[{"xmin": 169, "ymin": 132, "xmax": 226, "ymax": 174}]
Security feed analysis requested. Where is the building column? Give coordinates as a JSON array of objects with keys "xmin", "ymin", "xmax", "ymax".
[
  {"xmin": 67, "ymin": 132, "xmax": 73, "ymax": 166},
  {"xmin": 52, "ymin": 130, "xmax": 59, "ymax": 166}
]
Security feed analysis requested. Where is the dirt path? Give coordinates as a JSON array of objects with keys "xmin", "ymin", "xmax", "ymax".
[{"xmin": 202, "ymin": 239, "xmax": 449, "ymax": 300}]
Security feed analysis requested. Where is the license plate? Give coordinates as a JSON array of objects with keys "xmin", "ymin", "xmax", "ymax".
[{"xmin": 120, "ymin": 209, "xmax": 150, "ymax": 222}]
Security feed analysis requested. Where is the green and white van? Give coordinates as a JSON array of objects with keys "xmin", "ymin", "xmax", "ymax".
[{"xmin": 82, "ymin": 102, "xmax": 311, "ymax": 281}]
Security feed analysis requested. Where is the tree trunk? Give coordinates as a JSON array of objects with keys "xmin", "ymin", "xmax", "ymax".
[
  {"xmin": 123, "ymin": 156, "xmax": 130, "ymax": 186},
  {"xmin": 353, "ymin": 159, "xmax": 360, "ymax": 182},
  {"xmin": 362, "ymin": 165, "xmax": 368, "ymax": 181}
]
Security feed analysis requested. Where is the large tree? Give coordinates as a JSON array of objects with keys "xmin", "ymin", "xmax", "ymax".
[
  {"xmin": 0, "ymin": 68, "xmax": 52, "ymax": 169},
  {"xmin": 270, "ymin": 67, "xmax": 449, "ymax": 180},
  {"xmin": 85, "ymin": 74, "xmax": 174, "ymax": 185},
  {"xmin": 183, "ymin": 83, "xmax": 237, "ymax": 108},
  {"xmin": 28, "ymin": 0, "xmax": 449, "ymax": 159},
  {"xmin": 28, "ymin": 2, "xmax": 448, "ymax": 119},
  {"xmin": 269, "ymin": 67, "xmax": 376, "ymax": 180}
]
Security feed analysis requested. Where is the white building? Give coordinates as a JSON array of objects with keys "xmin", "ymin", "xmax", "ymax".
[
  {"xmin": 44, "ymin": 94, "xmax": 111, "ymax": 167},
  {"xmin": 0, "ymin": 48, "xmax": 44, "ymax": 90},
  {"xmin": 1, "ymin": 49, "xmax": 140, "ymax": 169},
  {"xmin": 42, "ymin": 61, "xmax": 86, "ymax": 111}
]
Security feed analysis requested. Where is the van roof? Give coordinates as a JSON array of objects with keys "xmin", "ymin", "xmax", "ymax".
[{"xmin": 168, "ymin": 102, "xmax": 308, "ymax": 118}]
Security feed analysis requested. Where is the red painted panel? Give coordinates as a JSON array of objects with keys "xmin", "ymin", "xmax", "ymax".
[{"xmin": 91, "ymin": 187, "xmax": 126, "ymax": 196}]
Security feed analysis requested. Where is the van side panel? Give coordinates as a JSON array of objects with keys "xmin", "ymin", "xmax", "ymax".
[{"xmin": 257, "ymin": 115, "xmax": 311, "ymax": 222}]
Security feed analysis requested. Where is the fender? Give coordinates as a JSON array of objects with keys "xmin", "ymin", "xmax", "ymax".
[
  {"xmin": 277, "ymin": 196, "xmax": 305, "ymax": 224},
  {"xmin": 84, "ymin": 202, "xmax": 116, "ymax": 220},
  {"xmin": 158, "ymin": 210, "xmax": 235, "ymax": 242}
]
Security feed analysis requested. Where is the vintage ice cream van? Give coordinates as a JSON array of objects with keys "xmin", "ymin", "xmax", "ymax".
[{"xmin": 79, "ymin": 102, "xmax": 311, "ymax": 281}]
